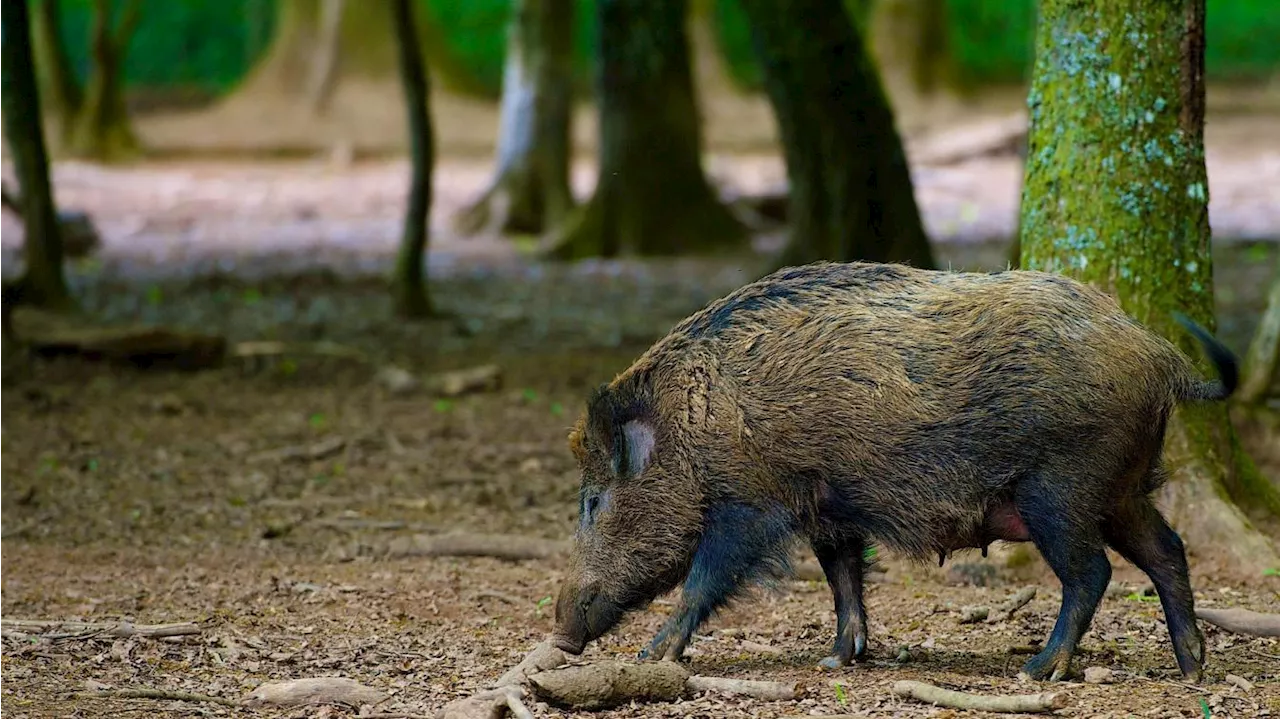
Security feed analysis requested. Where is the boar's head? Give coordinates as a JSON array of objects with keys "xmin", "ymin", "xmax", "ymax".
[{"xmin": 552, "ymin": 377, "xmax": 704, "ymax": 654}]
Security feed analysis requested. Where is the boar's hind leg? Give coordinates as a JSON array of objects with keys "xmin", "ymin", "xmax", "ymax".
[
  {"xmin": 639, "ymin": 503, "xmax": 794, "ymax": 662},
  {"xmin": 1016, "ymin": 479, "xmax": 1112, "ymax": 682},
  {"xmin": 812, "ymin": 536, "xmax": 870, "ymax": 669},
  {"xmin": 1103, "ymin": 495, "xmax": 1204, "ymax": 682}
]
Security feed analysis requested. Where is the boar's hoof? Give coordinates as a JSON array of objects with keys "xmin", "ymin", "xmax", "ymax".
[
  {"xmin": 817, "ymin": 655, "xmax": 847, "ymax": 671},
  {"xmin": 1021, "ymin": 648, "xmax": 1074, "ymax": 682}
]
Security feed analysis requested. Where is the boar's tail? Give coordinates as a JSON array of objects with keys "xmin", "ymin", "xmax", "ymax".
[{"xmin": 1171, "ymin": 311, "xmax": 1239, "ymax": 402}]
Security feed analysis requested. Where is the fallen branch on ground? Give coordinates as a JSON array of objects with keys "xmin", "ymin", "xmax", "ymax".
[
  {"xmin": 892, "ymin": 680, "xmax": 1066, "ymax": 714},
  {"xmin": 75, "ymin": 688, "xmax": 237, "ymax": 706},
  {"xmin": 1196, "ymin": 607, "xmax": 1280, "ymax": 637},
  {"xmin": 958, "ymin": 606, "xmax": 989, "ymax": 624},
  {"xmin": 9, "ymin": 308, "xmax": 226, "ymax": 370},
  {"xmin": 2, "ymin": 619, "xmax": 201, "ymax": 640},
  {"xmin": 231, "ymin": 340, "xmax": 369, "ymax": 362},
  {"xmin": 385, "ymin": 533, "xmax": 569, "ymax": 561},
  {"xmin": 686, "ymin": 675, "xmax": 799, "ymax": 701},
  {"xmin": 247, "ymin": 436, "xmax": 347, "ymax": 464},
  {"xmin": 426, "ymin": 364, "xmax": 503, "ymax": 397},
  {"xmin": 989, "ymin": 586, "xmax": 1037, "ymax": 623}
]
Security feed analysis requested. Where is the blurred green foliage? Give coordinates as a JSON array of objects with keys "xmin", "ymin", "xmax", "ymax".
[{"xmin": 47, "ymin": 0, "xmax": 1280, "ymax": 100}]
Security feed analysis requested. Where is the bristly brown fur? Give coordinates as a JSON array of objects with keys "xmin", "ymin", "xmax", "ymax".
[{"xmin": 557, "ymin": 261, "xmax": 1232, "ymax": 680}]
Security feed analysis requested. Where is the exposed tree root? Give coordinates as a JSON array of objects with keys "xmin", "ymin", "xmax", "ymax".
[
  {"xmin": 686, "ymin": 675, "xmax": 799, "ymax": 701},
  {"xmin": 242, "ymin": 677, "xmax": 389, "ymax": 707},
  {"xmin": 1196, "ymin": 607, "xmax": 1280, "ymax": 637},
  {"xmin": 891, "ymin": 680, "xmax": 1067, "ymax": 713}
]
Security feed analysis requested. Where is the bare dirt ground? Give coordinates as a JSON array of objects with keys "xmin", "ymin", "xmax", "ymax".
[{"xmin": 3, "ymin": 87, "xmax": 1280, "ymax": 718}]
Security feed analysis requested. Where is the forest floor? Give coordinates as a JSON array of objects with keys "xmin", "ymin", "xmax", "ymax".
[{"xmin": 3, "ymin": 89, "xmax": 1280, "ymax": 718}]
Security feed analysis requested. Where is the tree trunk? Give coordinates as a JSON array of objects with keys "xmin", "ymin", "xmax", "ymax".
[
  {"xmin": 228, "ymin": 0, "xmax": 490, "ymax": 107},
  {"xmin": 1, "ymin": 0, "xmax": 75, "ymax": 311},
  {"xmin": 30, "ymin": 0, "xmax": 83, "ymax": 145},
  {"xmin": 390, "ymin": 0, "xmax": 434, "ymax": 318},
  {"xmin": 66, "ymin": 0, "xmax": 141, "ymax": 161},
  {"xmin": 1239, "ymin": 257, "xmax": 1280, "ymax": 405},
  {"xmin": 546, "ymin": 0, "xmax": 747, "ymax": 259},
  {"xmin": 306, "ymin": 0, "xmax": 345, "ymax": 114},
  {"xmin": 1020, "ymin": 0, "xmax": 1278, "ymax": 570},
  {"xmin": 738, "ymin": 0, "xmax": 935, "ymax": 269},
  {"xmin": 455, "ymin": 0, "xmax": 575, "ymax": 237}
]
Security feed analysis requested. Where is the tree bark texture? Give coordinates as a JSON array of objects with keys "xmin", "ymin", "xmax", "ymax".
[
  {"xmin": 31, "ymin": 0, "xmax": 83, "ymax": 144},
  {"xmin": 390, "ymin": 0, "xmax": 434, "ymax": 318},
  {"xmin": 739, "ymin": 0, "xmax": 935, "ymax": 269},
  {"xmin": 548, "ymin": 0, "xmax": 747, "ymax": 259},
  {"xmin": 455, "ymin": 0, "xmax": 575, "ymax": 237},
  {"xmin": 305, "ymin": 0, "xmax": 345, "ymax": 113},
  {"xmin": 229, "ymin": 0, "xmax": 488, "ymax": 106},
  {"xmin": 66, "ymin": 0, "xmax": 141, "ymax": 161},
  {"xmin": 1, "ymin": 0, "xmax": 74, "ymax": 310},
  {"xmin": 1239, "ymin": 257, "xmax": 1280, "ymax": 405},
  {"xmin": 1020, "ymin": 0, "xmax": 1278, "ymax": 568}
]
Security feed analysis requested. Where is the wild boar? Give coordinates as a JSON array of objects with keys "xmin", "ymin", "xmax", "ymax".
[{"xmin": 553, "ymin": 261, "xmax": 1235, "ymax": 683}]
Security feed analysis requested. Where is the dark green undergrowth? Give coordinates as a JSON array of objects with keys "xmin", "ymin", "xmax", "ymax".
[{"xmin": 46, "ymin": 0, "xmax": 1280, "ymax": 101}]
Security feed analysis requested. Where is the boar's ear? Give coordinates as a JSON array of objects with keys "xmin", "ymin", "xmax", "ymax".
[{"xmin": 586, "ymin": 383, "xmax": 657, "ymax": 479}]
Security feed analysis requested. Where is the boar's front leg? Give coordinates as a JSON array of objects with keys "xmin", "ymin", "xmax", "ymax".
[
  {"xmin": 640, "ymin": 503, "xmax": 794, "ymax": 662},
  {"xmin": 812, "ymin": 535, "xmax": 870, "ymax": 669}
]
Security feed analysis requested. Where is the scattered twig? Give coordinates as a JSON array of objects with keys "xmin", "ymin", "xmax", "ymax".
[
  {"xmin": 385, "ymin": 533, "xmax": 569, "ymax": 561},
  {"xmin": 426, "ymin": 364, "xmax": 503, "ymax": 397},
  {"xmin": 472, "ymin": 590, "xmax": 524, "ymax": 606},
  {"xmin": 1196, "ymin": 607, "xmax": 1280, "ymax": 637},
  {"xmin": 247, "ymin": 436, "xmax": 347, "ymax": 464},
  {"xmin": 231, "ymin": 340, "xmax": 369, "ymax": 362},
  {"xmin": 989, "ymin": 586, "xmax": 1037, "ymax": 623},
  {"xmin": 891, "ymin": 680, "xmax": 1066, "ymax": 714},
  {"xmin": 686, "ymin": 675, "xmax": 799, "ymax": 701},
  {"xmin": 2, "ymin": 620, "xmax": 201, "ymax": 640},
  {"xmin": 75, "ymin": 688, "xmax": 237, "ymax": 706},
  {"xmin": 1248, "ymin": 647, "xmax": 1280, "ymax": 661}
]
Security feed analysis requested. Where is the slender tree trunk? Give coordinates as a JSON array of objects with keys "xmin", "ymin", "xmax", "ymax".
[
  {"xmin": 547, "ymin": 0, "xmax": 747, "ymax": 259},
  {"xmin": 455, "ymin": 0, "xmax": 575, "ymax": 237},
  {"xmin": 1020, "ymin": 0, "xmax": 1278, "ymax": 570},
  {"xmin": 31, "ymin": 0, "xmax": 83, "ymax": 145},
  {"xmin": 227, "ymin": 0, "xmax": 491, "ymax": 108},
  {"xmin": 306, "ymin": 0, "xmax": 345, "ymax": 114},
  {"xmin": 390, "ymin": 0, "xmax": 434, "ymax": 318},
  {"xmin": 1, "ymin": 0, "xmax": 75, "ymax": 311},
  {"xmin": 66, "ymin": 0, "xmax": 141, "ymax": 161},
  {"xmin": 739, "ymin": 0, "xmax": 935, "ymax": 269},
  {"xmin": 1239, "ymin": 257, "xmax": 1280, "ymax": 405}
]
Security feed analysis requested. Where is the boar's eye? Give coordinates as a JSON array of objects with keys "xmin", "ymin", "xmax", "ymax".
[{"xmin": 580, "ymin": 488, "xmax": 611, "ymax": 529}]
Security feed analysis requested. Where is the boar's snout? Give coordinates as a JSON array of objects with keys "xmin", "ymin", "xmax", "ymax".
[{"xmin": 552, "ymin": 580, "xmax": 624, "ymax": 655}]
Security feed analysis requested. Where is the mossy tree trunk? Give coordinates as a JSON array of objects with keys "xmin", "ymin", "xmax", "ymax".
[
  {"xmin": 1020, "ymin": 0, "xmax": 1278, "ymax": 570},
  {"xmin": 229, "ymin": 0, "xmax": 489, "ymax": 106},
  {"xmin": 65, "ymin": 0, "xmax": 141, "ymax": 161},
  {"xmin": 546, "ymin": 0, "xmax": 747, "ymax": 259},
  {"xmin": 390, "ymin": 0, "xmax": 434, "ymax": 318},
  {"xmin": 31, "ymin": 0, "xmax": 83, "ymax": 145},
  {"xmin": 455, "ymin": 0, "xmax": 575, "ymax": 237},
  {"xmin": 2, "ymin": 0, "xmax": 75, "ymax": 311},
  {"xmin": 738, "ymin": 0, "xmax": 935, "ymax": 269}
]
